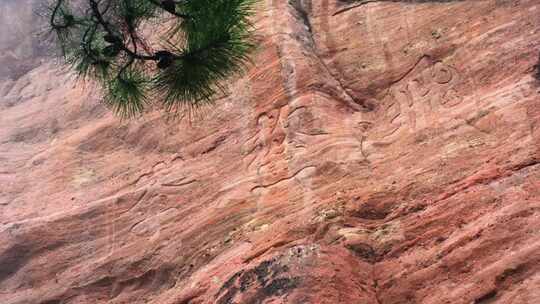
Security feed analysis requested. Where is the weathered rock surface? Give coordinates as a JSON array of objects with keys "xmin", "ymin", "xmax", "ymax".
[{"xmin": 1, "ymin": 0, "xmax": 540, "ymax": 303}]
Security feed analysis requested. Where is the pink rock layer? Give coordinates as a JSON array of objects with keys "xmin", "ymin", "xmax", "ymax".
[{"xmin": 1, "ymin": 0, "xmax": 540, "ymax": 303}]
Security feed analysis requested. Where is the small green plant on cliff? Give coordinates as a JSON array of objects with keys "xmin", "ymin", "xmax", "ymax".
[{"xmin": 45, "ymin": 0, "xmax": 257, "ymax": 117}]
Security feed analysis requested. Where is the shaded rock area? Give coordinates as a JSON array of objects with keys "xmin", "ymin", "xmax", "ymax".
[
  {"xmin": 1, "ymin": 0, "xmax": 540, "ymax": 303},
  {"xmin": 0, "ymin": 0, "xmax": 49, "ymax": 81}
]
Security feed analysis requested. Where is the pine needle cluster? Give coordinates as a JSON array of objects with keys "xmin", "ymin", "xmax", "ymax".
[{"xmin": 46, "ymin": 0, "xmax": 257, "ymax": 117}]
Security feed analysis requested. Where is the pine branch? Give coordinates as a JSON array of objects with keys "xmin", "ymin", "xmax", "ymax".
[
  {"xmin": 46, "ymin": 0, "xmax": 258, "ymax": 117},
  {"xmin": 146, "ymin": 0, "xmax": 190, "ymax": 19}
]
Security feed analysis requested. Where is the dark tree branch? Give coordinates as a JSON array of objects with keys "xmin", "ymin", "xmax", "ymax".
[
  {"xmin": 50, "ymin": 0, "xmax": 72, "ymax": 29},
  {"xmin": 146, "ymin": 0, "xmax": 190, "ymax": 19},
  {"xmin": 88, "ymin": 0, "xmax": 159, "ymax": 60}
]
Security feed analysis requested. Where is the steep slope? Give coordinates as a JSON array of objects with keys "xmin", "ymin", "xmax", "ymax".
[{"xmin": 1, "ymin": 0, "xmax": 540, "ymax": 303}]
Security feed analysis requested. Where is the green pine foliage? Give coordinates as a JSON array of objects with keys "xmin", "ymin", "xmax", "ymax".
[{"xmin": 46, "ymin": 0, "xmax": 257, "ymax": 118}]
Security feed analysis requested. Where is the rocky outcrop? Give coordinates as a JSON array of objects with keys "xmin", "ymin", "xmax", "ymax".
[{"xmin": 1, "ymin": 0, "xmax": 540, "ymax": 303}]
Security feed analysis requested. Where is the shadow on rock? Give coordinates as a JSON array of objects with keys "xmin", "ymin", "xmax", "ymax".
[{"xmin": 534, "ymin": 53, "xmax": 540, "ymax": 83}]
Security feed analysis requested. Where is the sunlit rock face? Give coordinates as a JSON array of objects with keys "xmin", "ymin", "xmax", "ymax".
[{"xmin": 1, "ymin": 1, "xmax": 540, "ymax": 303}]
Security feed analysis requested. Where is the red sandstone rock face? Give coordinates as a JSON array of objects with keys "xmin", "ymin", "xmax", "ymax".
[{"xmin": 1, "ymin": 0, "xmax": 540, "ymax": 303}]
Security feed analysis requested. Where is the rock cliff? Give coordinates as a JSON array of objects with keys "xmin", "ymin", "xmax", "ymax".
[{"xmin": 1, "ymin": 0, "xmax": 540, "ymax": 303}]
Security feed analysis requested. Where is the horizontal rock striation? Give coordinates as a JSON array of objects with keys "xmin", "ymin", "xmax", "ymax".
[{"xmin": 1, "ymin": 0, "xmax": 539, "ymax": 303}]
